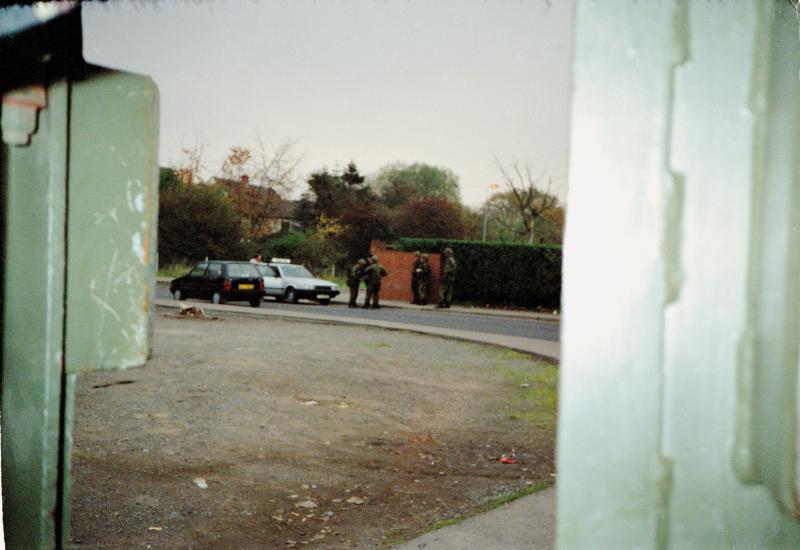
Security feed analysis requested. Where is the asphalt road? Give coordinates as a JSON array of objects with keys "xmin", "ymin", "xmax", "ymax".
[{"xmin": 156, "ymin": 285, "xmax": 560, "ymax": 342}]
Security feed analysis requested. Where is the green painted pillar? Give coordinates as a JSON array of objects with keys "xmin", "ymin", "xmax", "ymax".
[
  {"xmin": 1, "ymin": 6, "xmax": 158, "ymax": 547},
  {"xmin": 558, "ymin": 1, "xmax": 800, "ymax": 548}
]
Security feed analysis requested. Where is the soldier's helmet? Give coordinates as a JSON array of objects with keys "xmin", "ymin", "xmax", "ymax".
[
  {"xmin": 421, "ymin": 253, "xmax": 429, "ymax": 259},
  {"xmin": 357, "ymin": 259, "xmax": 367, "ymax": 266},
  {"xmin": 371, "ymin": 255, "xmax": 379, "ymax": 262},
  {"xmin": 443, "ymin": 247, "xmax": 453, "ymax": 256},
  {"xmin": 414, "ymin": 250, "xmax": 421, "ymax": 257}
]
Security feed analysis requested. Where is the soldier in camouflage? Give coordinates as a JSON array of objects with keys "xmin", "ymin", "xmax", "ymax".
[
  {"xmin": 347, "ymin": 258, "xmax": 367, "ymax": 308},
  {"xmin": 419, "ymin": 253, "xmax": 432, "ymax": 305},
  {"xmin": 410, "ymin": 251, "xmax": 425, "ymax": 304},
  {"xmin": 363, "ymin": 255, "xmax": 388, "ymax": 309},
  {"xmin": 437, "ymin": 247, "xmax": 456, "ymax": 309}
]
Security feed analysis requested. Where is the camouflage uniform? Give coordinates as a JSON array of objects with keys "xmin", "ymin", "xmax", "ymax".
[
  {"xmin": 347, "ymin": 259, "xmax": 367, "ymax": 308},
  {"xmin": 410, "ymin": 251, "xmax": 425, "ymax": 304},
  {"xmin": 363, "ymin": 255, "xmax": 388, "ymax": 309},
  {"xmin": 437, "ymin": 248, "xmax": 456, "ymax": 308},
  {"xmin": 418, "ymin": 254, "xmax": 432, "ymax": 305}
]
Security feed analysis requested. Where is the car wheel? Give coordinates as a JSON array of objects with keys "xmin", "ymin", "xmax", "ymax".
[
  {"xmin": 318, "ymin": 298, "xmax": 331, "ymax": 305},
  {"xmin": 285, "ymin": 288, "xmax": 298, "ymax": 304},
  {"xmin": 212, "ymin": 292, "xmax": 225, "ymax": 305},
  {"xmin": 173, "ymin": 289, "xmax": 182, "ymax": 301},
  {"xmin": 249, "ymin": 297, "xmax": 261, "ymax": 308}
]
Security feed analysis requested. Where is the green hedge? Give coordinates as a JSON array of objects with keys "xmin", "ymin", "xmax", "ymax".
[{"xmin": 392, "ymin": 238, "xmax": 562, "ymax": 309}]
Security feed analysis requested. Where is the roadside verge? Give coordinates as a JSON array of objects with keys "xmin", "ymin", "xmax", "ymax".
[
  {"xmin": 154, "ymin": 297, "xmax": 559, "ymax": 548},
  {"xmin": 155, "ymin": 299, "xmax": 560, "ymax": 360}
]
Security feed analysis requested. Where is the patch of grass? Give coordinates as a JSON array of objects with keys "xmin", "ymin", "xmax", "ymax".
[
  {"xmin": 356, "ymin": 340, "xmax": 392, "ymax": 350},
  {"xmin": 318, "ymin": 274, "xmax": 348, "ymax": 288},
  {"xmin": 478, "ymin": 481, "xmax": 551, "ymax": 512},
  {"xmin": 157, "ymin": 262, "xmax": 193, "ymax": 278},
  {"xmin": 381, "ymin": 527, "xmax": 407, "ymax": 547},
  {"xmin": 388, "ymin": 482, "xmax": 552, "ymax": 547},
  {"xmin": 420, "ymin": 516, "xmax": 465, "ymax": 534},
  {"xmin": 501, "ymin": 362, "xmax": 559, "ymax": 430},
  {"xmin": 495, "ymin": 348, "xmax": 533, "ymax": 361}
]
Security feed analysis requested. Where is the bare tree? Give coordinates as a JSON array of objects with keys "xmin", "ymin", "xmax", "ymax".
[
  {"xmin": 221, "ymin": 135, "xmax": 303, "ymax": 195},
  {"xmin": 494, "ymin": 160, "xmax": 560, "ymax": 244},
  {"xmin": 175, "ymin": 139, "xmax": 208, "ymax": 185},
  {"xmin": 218, "ymin": 136, "xmax": 304, "ymax": 239},
  {"xmin": 172, "ymin": 135, "xmax": 304, "ymax": 240}
]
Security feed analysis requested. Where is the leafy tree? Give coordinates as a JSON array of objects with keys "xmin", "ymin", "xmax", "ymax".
[
  {"xmin": 304, "ymin": 170, "xmax": 351, "ymax": 221},
  {"xmin": 298, "ymin": 163, "xmax": 391, "ymax": 261},
  {"xmin": 395, "ymin": 198, "xmax": 465, "ymax": 240},
  {"xmin": 341, "ymin": 161, "xmax": 366, "ymax": 187},
  {"xmin": 339, "ymin": 202, "xmax": 393, "ymax": 261},
  {"xmin": 460, "ymin": 205, "xmax": 485, "ymax": 241},
  {"xmin": 302, "ymin": 162, "xmax": 373, "ymax": 223},
  {"xmin": 370, "ymin": 162, "xmax": 461, "ymax": 207},
  {"xmin": 159, "ymin": 167, "xmax": 182, "ymax": 192},
  {"xmin": 158, "ymin": 179, "xmax": 246, "ymax": 263},
  {"xmin": 259, "ymin": 230, "xmax": 344, "ymax": 273}
]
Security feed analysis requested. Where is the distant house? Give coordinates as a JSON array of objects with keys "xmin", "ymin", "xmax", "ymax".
[
  {"xmin": 275, "ymin": 199, "xmax": 302, "ymax": 234},
  {"xmin": 210, "ymin": 176, "xmax": 302, "ymax": 237}
]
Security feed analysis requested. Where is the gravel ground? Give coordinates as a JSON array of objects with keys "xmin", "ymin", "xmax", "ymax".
[{"xmin": 70, "ymin": 314, "xmax": 557, "ymax": 549}]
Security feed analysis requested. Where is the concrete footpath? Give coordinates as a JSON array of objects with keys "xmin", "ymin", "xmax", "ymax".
[
  {"xmin": 394, "ymin": 487, "xmax": 555, "ymax": 550},
  {"xmin": 155, "ymin": 290, "xmax": 558, "ymax": 548}
]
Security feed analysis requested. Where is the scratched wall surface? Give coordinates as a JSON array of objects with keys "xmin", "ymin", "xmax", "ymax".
[
  {"xmin": 65, "ymin": 68, "xmax": 158, "ymax": 373},
  {"xmin": 558, "ymin": 2, "xmax": 800, "ymax": 548}
]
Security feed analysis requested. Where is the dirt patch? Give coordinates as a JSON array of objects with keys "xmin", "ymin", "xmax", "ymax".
[{"xmin": 70, "ymin": 315, "xmax": 556, "ymax": 549}]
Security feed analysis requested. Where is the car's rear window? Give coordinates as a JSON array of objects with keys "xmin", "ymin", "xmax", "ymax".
[{"xmin": 225, "ymin": 263, "xmax": 259, "ymax": 278}]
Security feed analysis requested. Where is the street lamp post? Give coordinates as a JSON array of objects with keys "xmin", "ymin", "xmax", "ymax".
[{"xmin": 482, "ymin": 184, "xmax": 499, "ymax": 242}]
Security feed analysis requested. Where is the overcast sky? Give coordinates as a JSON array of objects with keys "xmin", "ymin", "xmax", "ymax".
[{"xmin": 82, "ymin": 0, "xmax": 573, "ymax": 207}]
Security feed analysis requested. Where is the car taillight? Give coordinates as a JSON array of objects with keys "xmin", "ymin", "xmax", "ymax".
[
  {"xmin": 223, "ymin": 279, "xmax": 232, "ymax": 291},
  {"xmin": 259, "ymin": 279, "xmax": 265, "ymax": 290}
]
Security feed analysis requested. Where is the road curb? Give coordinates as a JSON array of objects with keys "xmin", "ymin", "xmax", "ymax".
[
  {"xmin": 155, "ymin": 299, "xmax": 560, "ymax": 360},
  {"xmin": 155, "ymin": 278, "xmax": 560, "ymax": 323}
]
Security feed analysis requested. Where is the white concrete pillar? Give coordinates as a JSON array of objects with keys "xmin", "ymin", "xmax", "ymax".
[{"xmin": 558, "ymin": 2, "xmax": 800, "ymax": 547}]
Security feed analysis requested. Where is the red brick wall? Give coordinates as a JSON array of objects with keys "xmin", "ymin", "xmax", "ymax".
[{"xmin": 370, "ymin": 241, "xmax": 440, "ymax": 302}]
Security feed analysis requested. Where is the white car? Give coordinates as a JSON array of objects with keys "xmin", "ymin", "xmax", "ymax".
[{"xmin": 255, "ymin": 260, "xmax": 340, "ymax": 305}]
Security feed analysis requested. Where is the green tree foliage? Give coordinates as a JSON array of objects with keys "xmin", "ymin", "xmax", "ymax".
[
  {"xmin": 395, "ymin": 197, "xmax": 465, "ymax": 239},
  {"xmin": 339, "ymin": 202, "xmax": 394, "ymax": 261},
  {"xmin": 158, "ymin": 176, "xmax": 246, "ymax": 264},
  {"xmin": 297, "ymin": 163, "xmax": 390, "ymax": 262},
  {"xmin": 259, "ymin": 230, "xmax": 344, "ymax": 273},
  {"xmin": 370, "ymin": 162, "xmax": 461, "ymax": 207},
  {"xmin": 159, "ymin": 167, "xmax": 182, "ymax": 192},
  {"xmin": 460, "ymin": 206, "xmax": 485, "ymax": 241},
  {"xmin": 301, "ymin": 162, "xmax": 373, "ymax": 222}
]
